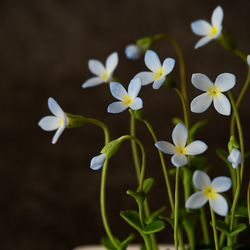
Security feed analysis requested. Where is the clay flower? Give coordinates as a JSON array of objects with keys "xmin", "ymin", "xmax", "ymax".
[
  {"xmin": 107, "ymin": 78, "xmax": 143, "ymax": 113},
  {"xmin": 134, "ymin": 50, "xmax": 175, "ymax": 89},
  {"xmin": 186, "ymin": 170, "xmax": 231, "ymax": 216},
  {"xmin": 191, "ymin": 6, "xmax": 223, "ymax": 49},
  {"xmin": 227, "ymin": 148, "xmax": 244, "ymax": 169},
  {"xmin": 155, "ymin": 123, "xmax": 207, "ymax": 167},
  {"xmin": 38, "ymin": 97, "xmax": 68, "ymax": 144},
  {"xmin": 82, "ymin": 52, "xmax": 118, "ymax": 88},
  {"xmin": 90, "ymin": 153, "xmax": 107, "ymax": 170},
  {"xmin": 190, "ymin": 73, "xmax": 235, "ymax": 116}
]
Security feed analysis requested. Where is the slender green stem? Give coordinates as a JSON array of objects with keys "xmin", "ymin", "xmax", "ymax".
[
  {"xmin": 174, "ymin": 167, "xmax": 180, "ymax": 250},
  {"xmin": 210, "ymin": 204, "xmax": 219, "ymax": 250},
  {"xmin": 234, "ymin": 48, "xmax": 247, "ymax": 63},
  {"xmin": 200, "ymin": 206, "xmax": 210, "ymax": 245}
]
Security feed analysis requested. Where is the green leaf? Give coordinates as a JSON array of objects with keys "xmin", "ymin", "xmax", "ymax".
[
  {"xmin": 235, "ymin": 206, "xmax": 248, "ymax": 218},
  {"xmin": 229, "ymin": 223, "xmax": 247, "ymax": 237},
  {"xmin": 140, "ymin": 178, "xmax": 154, "ymax": 194},
  {"xmin": 117, "ymin": 233, "xmax": 135, "ymax": 250},
  {"xmin": 210, "ymin": 220, "xmax": 230, "ymax": 235},
  {"xmin": 142, "ymin": 220, "xmax": 165, "ymax": 234},
  {"xmin": 120, "ymin": 210, "xmax": 142, "ymax": 232},
  {"xmin": 222, "ymin": 247, "xmax": 232, "ymax": 250},
  {"xmin": 189, "ymin": 120, "xmax": 207, "ymax": 141},
  {"xmin": 101, "ymin": 237, "xmax": 121, "ymax": 250},
  {"xmin": 126, "ymin": 189, "xmax": 145, "ymax": 205},
  {"xmin": 183, "ymin": 210, "xmax": 200, "ymax": 231},
  {"xmin": 146, "ymin": 206, "xmax": 166, "ymax": 224},
  {"xmin": 172, "ymin": 117, "xmax": 184, "ymax": 126},
  {"xmin": 159, "ymin": 216, "xmax": 174, "ymax": 228}
]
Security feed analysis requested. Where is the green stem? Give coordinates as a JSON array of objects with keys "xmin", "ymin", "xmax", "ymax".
[
  {"xmin": 200, "ymin": 206, "xmax": 210, "ymax": 245},
  {"xmin": 210, "ymin": 204, "xmax": 219, "ymax": 250},
  {"xmin": 174, "ymin": 167, "xmax": 180, "ymax": 250}
]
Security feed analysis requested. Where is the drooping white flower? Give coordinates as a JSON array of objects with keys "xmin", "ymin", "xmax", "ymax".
[
  {"xmin": 186, "ymin": 170, "xmax": 231, "ymax": 216},
  {"xmin": 227, "ymin": 148, "xmax": 244, "ymax": 169},
  {"xmin": 90, "ymin": 153, "xmax": 107, "ymax": 170},
  {"xmin": 191, "ymin": 6, "xmax": 223, "ymax": 49},
  {"xmin": 155, "ymin": 123, "xmax": 207, "ymax": 167},
  {"xmin": 134, "ymin": 50, "xmax": 175, "ymax": 89},
  {"xmin": 107, "ymin": 78, "xmax": 143, "ymax": 113},
  {"xmin": 38, "ymin": 97, "xmax": 68, "ymax": 144},
  {"xmin": 82, "ymin": 52, "xmax": 118, "ymax": 88},
  {"xmin": 247, "ymin": 55, "xmax": 250, "ymax": 66},
  {"xmin": 125, "ymin": 44, "xmax": 142, "ymax": 60},
  {"xmin": 190, "ymin": 73, "xmax": 235, "ymax": 116}
]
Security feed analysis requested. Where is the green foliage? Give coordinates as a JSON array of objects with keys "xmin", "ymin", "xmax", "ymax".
[
  {"xmin": 142, "ymin": 220, "xmax": 165, "ymax": 234},
  {"xmin": 101, "ymin": 234, "xmax": 135, "ymax": 250},
  {"xmin": 120, "ymin": 210, "xmax": 142, "ymax": 232}
]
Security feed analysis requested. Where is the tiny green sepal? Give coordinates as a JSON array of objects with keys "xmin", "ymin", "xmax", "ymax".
[
  {"xmin": 120, "ymin": 210, "xmax": 142, "ymax": 233},
  {"xmin": 162, "ymin": 74, "xmax": 176, "ymax": 88},
  {"xmin": 129, "ymin": 108, "xmax": 146, "ymax": 121},
  {"xmin": 101, "ymin": 139, "xmax": 121, "ymax": 159},
  {"xmin": 228, "ymin": 135, "xmax": 239, "ymax": 153},
  {"xmin": 142, "ymin": 220, "xmax": 165, "ymax": 234},
  {"xmin": 216, "ymin": 29, "xmax": 237, "ymax": 51},
  {"xmin": 65, "ymin": 113, "xmax": 88, "ymax": 128}
]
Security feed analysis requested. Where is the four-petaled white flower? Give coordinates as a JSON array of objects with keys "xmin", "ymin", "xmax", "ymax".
[
  {"xmin": 186, "ymin": 170, "xmax": 231, "ymax": 216},
  {"xmin": 107, "ymin": 78, "xmax": 143, "ymax": 113},
  {"xmin": 134, "ymin": 50, "xmax": 175, "ymax": 89},
  {"xmin": 155, "ymin": 123, "xmax": 207, "ymax": 167},
  {"xmin": 227, "ymin": 148, "xmax": 244, "ymax": 169},
  {"xmin": 82, "ymin": 52, "xmax": 118, "ymax": 88},
  {"xmin": 90, "ymin": 153, "xmax": 107, "ymax": 170},
  {"xmin": 190, "ymin": 73, "xmax": 235, "ymax": 116},
  {"xmin": 191, "ymin": 6, "xmax": 223, "ymax": 49},
  {"xmin": 38, "ymin": 97, "xmax": 68, "ymax": 144},
  {"xmin": 125, "ymin": 44, "xmax": 142, "ymax": 60}
]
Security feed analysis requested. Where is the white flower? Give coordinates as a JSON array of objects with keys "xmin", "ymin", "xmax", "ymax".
[
  {"xmin": 190, "ymin": 73, "xmax": 235, "ymax": 116},
  {"xmin": 134, "ymin": 50, "xmax": 175, "ymax": 89},
  {"xmin": 155, "ymin": 123, "xmax": 207, "ymax": 167},
  {"xmin": 227, "ymin": 148, "xmax": 244, "ymax": 169},
  {"xmin": 125, "ymin": 44, "xmax": 142, "ymax": 60},
  {"xmin": 38, "ymin": 97, "xmax": 68, "ymax": 144},
  {"xmin": 191, "ymin": 6, "xmax": 223, "ymax": 49},
  {"xmin": 82, "ymin": 52, "xmax": 118, "ymax": 88},
  {"xmin": 107, "ymin": 78, "xmax": 143, "ymax": 113},
  {"xmin": 186, "ymin": 170, "xmax": 231, "ymax": 216},
  {"xmin": 247, "ymin": 55, "xmax": 250, "ymax": 66},
  {"xmin": 90, "ymin": 153, "xmax": 107, "ymax": 170}
]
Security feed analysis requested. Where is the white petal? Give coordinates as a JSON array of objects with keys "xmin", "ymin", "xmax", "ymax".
[
  {"xmin": 129, "ymin": 97, "xmax": 143, "ymax": 110},
  {"xmin": 247, "ymin": 55, "xmax": 250, "ymax": 66},
  {"xmin": 110, "ymin": 82, "xmax": 127, "ymax": 101},
  {"xmin": 211, "ymin": 176, "xmax": 232, "ymax": 193},
  {"xmin": 185, "ymin": 141, "xmax": 208, "ymax": 155},
  {"xmin": 107, "ymin": 101, "xmax": 128, "ymax": 113},
  {"xmin": 227, "ymin": 148, "xmax": 244, "ymax": 169},
  {"xmin": 90, "ymin": 153, "xmax": 106, "ymax": 170},
  {"xmin": 193, "ymin": 170, "xmax": 211, "ymax": 190},
  {"xmin": 162, "ymin": 58, "xmax": 175, "ymax": 75},
  {"xmin": 144, "ymin": 50, "xmax": 161, "ymax": 72},
  {"xmin": 48, "ymin": 98, "xmax": 64, "ymax": 117},
  {"xmin": 215, "ymin": 73, "xmax": 235, "ymax": 92},
  {"xmin": 172, "ymin": 123, "xmax": 188, "ymax": 148},
  {"xmin": 134, "ymin": 72, "xmax": 155, "ymax": 86},
  {"xmin": 213, "ymin": 94, "xmax": 231, "ymax": 116},
  {"xmin": 209, "ymin": 194, "xmax": 228, "ymax": 216},
  {"xmin": 191, "ymin": 20, "xmax": 212, "ymax": 36},
  {"xmin": 52, "ymin": 125, "xmax": 65, "ymax": 144},
  {"xmin": 88, "ymin": 59, "xmax": 106, "ymax": 76},
  {"xmin": 211, "ymin": 6, "xmax": 223, "ymax": 28},
  {"xmin": 171, "ymin": 153, "xmax": 188, "ymax": 167},
  {"xmin": 82, "ymin": 76, "xmax": 103, "ymax": 88},
  {"xmin": 155, "ymin": 141, "xmax": 176, "ymax": 154},
  {"xmin": 152, "ymin": 77, "xmax": 166, "ymax": 89},
  {"xmin": 38, "ymin": 116, "xmax": 60, "ymax": 131},
  {"xmin": 191, "ymin": 93, "xmax": 213, "ymax": 113},
  {"xmin": 128, "ymin": 78, "xmax": 141, "ymax": 99},
  {"xmin": 191, "ymin": 73, "xmax": 213, "ymax": 91},
  {"xmin": 185, "ymin": 191, "xmax": 208, "ymax": 209},
  {"xmin": 125, "ymin": 45, "xmax": 141, "ymax": 60},
  {"xmin": 194, "ymin": 36, "xmax": 213, "ymax": 49},
  {"xmin": 106, "ymin": 52, "xmax": 118, "ymax": 73}
]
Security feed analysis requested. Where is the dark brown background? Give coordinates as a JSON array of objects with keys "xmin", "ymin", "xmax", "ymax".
[{"xmin": 1, "ymin": 0, "xmax": 250, "ymax": 249}]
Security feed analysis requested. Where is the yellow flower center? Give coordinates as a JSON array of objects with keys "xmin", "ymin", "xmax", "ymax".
[
  {"xmin": 207, "ymin": 85, "xmax": 221, "ymax": 97},
  {"xmin": 123, "ymin": 94, "xmax": 133, "ymax": 105},
  {"xmin": 154, "ymin": 68, "xmax": 164, "ymax": 80},
  {"xmin": 210, "ymin": 26, "xmax": 218, "ymax": 36},
  {"xmin": 204, "ymin": 186, "xmax": 217, "ymax": 199},
  {"xmin": 101, "ymin": 72, "xmax": 110, "ymax": 81},
  {"xmin": 176, "ymin": 146, "xmax": 186, "ymax": 155}
]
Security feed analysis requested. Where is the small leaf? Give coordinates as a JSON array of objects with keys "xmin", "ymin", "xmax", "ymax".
[
  {"xmin": 101, "ymin": 237, "xmax": 120, "ymax": 250},
  {"xmin": 159, "ymin": 216, "xmax": 174, "ymax": 228},
  {"xmin": 229, "ymin": 223, "xmax": 247, "ymax": 237},
  {"xmin": 222, "ymin": 247, "xmax": 232, "ymax": 250},
  {"xmin": 140, "ymin": 178, "xmax": 154, "ymax": 194},
  {"xmin": 189, "ymin": 120, "xmax": 207, "ymax": 141},
  {"xmin": 118, "ymin": 233, "xmax": 135, "ymax": 250},
  {"xmin": 142, "ymin": 220, "xmax": 165, "ymax": 234},
  {"xmin": 235, "ymin": 206, "xmax": 248, "ymax": 218},
  {"xmin": 146, "ymin": 206, "xmax": 166, "ymax": 224},
  {"xmin": 120, "ymin": 210, "xmax": 142, "ymax": 232},
  {"xmin": 127, "ymin": 189, "xmax": 145, "ymax": 205},
  {"xmin": 210, "ymin": 220, "xmax": 230, "ymax": 235},
  {"xmin": 183, "ymin": 210, "xmax": 200, "ymax": 231}
]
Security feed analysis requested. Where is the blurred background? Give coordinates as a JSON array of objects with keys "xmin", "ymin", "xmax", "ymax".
[{"xmin": 1, "ymin": 0, "xmax": 250, "ymax": 249}]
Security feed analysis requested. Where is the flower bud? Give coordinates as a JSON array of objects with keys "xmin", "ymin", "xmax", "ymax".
[
  {"xmin": 129, "ymin": 108, "xmax": 146, "ymax": 121},
  {"xmin": 101, "ymin": 139, "xmax": 121, "ymax": 159},
  {"xmin": 228, "ymin": 135, "xmax": 239, "ymax": 153},
  {"xmin": 125, "ymin": 44, "xmax": 142, "ymax": 60}
]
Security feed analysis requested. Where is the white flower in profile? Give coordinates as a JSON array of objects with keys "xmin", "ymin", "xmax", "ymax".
[
  {"xmin": 38, "ymin": 98, "xmax": 68, "ymax": 144},
  {"xmin": 125, "ymin": 44, "xmax": 142, "ymax": 60},
  {"xmin": 247, "ymin": 55, "xmax": 250, "ymax": 66},
  {"xmin": 191, "ymin": 6, "xmax": 223, "ymax": 49},
  {"xmin": 82, "ymin": 52, "xmax": 118, "ymax": 88},
  {"xmin": 134, "ymin": 50, "xmax": 175, "ymax": 89},
  {"xmin": 227, "ymin": 148, "xmax": 244, "ymax": 169},
  {"xmin": 155, "ymin": 123, "xmax": 207, "ymax": 167},
  {"xmin": 186, "ymin": 170, "xmax": 231, "ymax": 216},
  {"xmin": 107, "ymin": 77, "xmax": 143, "ymax": 113},
  {"xmin": 90, "ymin": 153, "xmax": 107, "ymax": 170},
  {"xmin": 191, "ymin": 73, "xmax": 235, "ymax": 116}
]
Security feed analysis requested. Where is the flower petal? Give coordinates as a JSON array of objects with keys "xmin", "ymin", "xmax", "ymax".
[
  {"xmin": 191, "ymin": 93, "xmax": 213, "ymax": 113},
  {"xmin": 192, "ymin": 73, "xmax": 213, "ymax": 91},
  {"xmin": 88, "ymin": 59, "xmax": 106, "ymax": 76},
  {"xmin": 38, "ymin": 116, "xmax": 60, "ymax": 131},
  {"xmin": 106, "ymin": 52, "xmax": 118, "ymax": 73},
  {"xmin": 215, "ymin": 73, "xmax": 235, "ymax": 92},
  {"xmin": 152, "ymin": 77, "xmax": 166, "ymax": 89},
  {"xmin": 134, "ymin": 72, "xmax": 155, "ymax": 86},
  {"xmin": 211, "ymin": 176, "xmax": 232, "ymax": 193},
  {"xmin": 185, "ymin": 191, "xmax": 208, "ymax": 209},
  {"xmin": 125, "ymin": 44, "xmax": 141, "ymax": 60},
  {"xmin": 82, "ymin": 76, "xmax": 103, "ymax": 88},
  {"xmin": 90, "ymin": 153, "xmax": 106, "ymax": 170},
  {"xmin": 227, "ymin": 148, "xmax": 244, "ymax": 169},
  {"xmin": 185, "ymin": 141, "xmax": 208, "ymax": 155},
  {"xmin": 110, "ymin": 82, "xmax": 127, "ymax": 101},
  {"xmin": 211, "ymin": 6, "xmax": 223, "ymax": 28},
  {"xmin": 191, "ymin": 20, "xmax": 212, "ymax": 36},
  {"xmin": 162, "ymin": 58, "xmax": 175, "ymax": 75},
  {"xmin": 172, "ymin": 123, "xmax": 188, "ymax": 148},
  {"xmin": 48, "ymin": 98, "xmax": 64, "ymax": 117},
  {"xmin": 52, "ymin": 125, "xmax": 65, "ymax": 144},
  {"xmin": 213, "ymin": 94, "xmax": 231, "ymax": 116},
  {"xmin": 247, "ymin": 55, "xmax": 250, "ymax": 66},
  {"xmin": 209, "ymin": 194, "xmax": 228, "ymax": 216},
  {"xmin": 171, "ymin": 153, "xmax": 188, "ymax": 167},
  {"xmin": 194, "ymin": 36, "xmax": 214, "ymax": 49},
  {"xmin": 193, "ymin": 170, "xmax": 211, "ymax": 190},
  {"xmin": 128, "ymin": 78, "xmax": 141, "ymax": 99},
  {"xmin": 129, "ymin": 97, "xmax": 143, "ymax": 110},
  {"xmin": 144, "ymin": 50, "xmax": 161, "ymax": 72},
  {"xmin": 107, "ymin": 101, "xmax": 128, "ymax": 113},
  {"xmin": 155, "ymin": 141, "xmax": 176, "ymax": 154}
]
